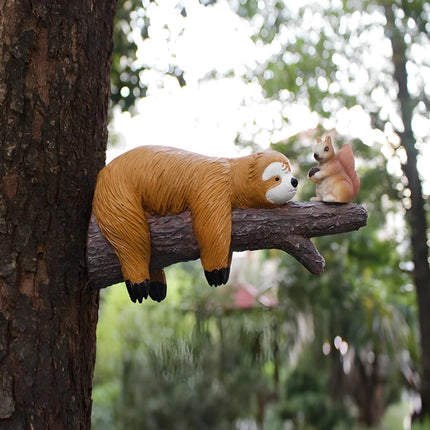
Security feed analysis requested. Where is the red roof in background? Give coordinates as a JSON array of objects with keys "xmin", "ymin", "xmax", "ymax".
[{"xmin": 231, "ymin": 282, "xmax": 278, "ymax": 309}]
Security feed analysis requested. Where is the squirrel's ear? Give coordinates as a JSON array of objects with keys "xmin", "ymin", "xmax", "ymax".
[
  {"xmin": 324, "ymin": 136, "xmax": 332, "ymax": 144},
  {"xmin": 316, "ymin": 137, "xmax": 322, "ymax": 143}
]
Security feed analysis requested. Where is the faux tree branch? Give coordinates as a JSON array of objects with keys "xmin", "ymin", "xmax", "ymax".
[{"xmin": 86, "ymin": 202, "xmax": 368, "ymax": 290}]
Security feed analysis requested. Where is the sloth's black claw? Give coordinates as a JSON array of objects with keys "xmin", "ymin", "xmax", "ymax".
[
  {"xmin": 125, "ymin": 279, "xmax": 149, "ymax": 303},
  {"xmin": 204, "ymin": 267, "xmax": 230, "ymax": 287},
  {"xmin": 125, "ymin": 280, "xmax": 137, "ymax": 303},
  {"xmin": 149, "ymin": 282, "xmax": 167, "ymax": 302}
]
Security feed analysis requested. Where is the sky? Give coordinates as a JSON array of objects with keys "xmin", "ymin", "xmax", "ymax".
[
  {"xmin": 108, "ymin": 0, "xmax": 324, "ymax": 162},
  {"xmin": 108, "ymin": 0, "xmax": 254, "ymax": 161}
]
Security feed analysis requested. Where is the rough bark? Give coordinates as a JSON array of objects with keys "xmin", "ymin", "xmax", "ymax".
[
  {"xmin": 87, "ymin": 202, "xmax": 368, "ymax": 290},
  {"xmin": 383, "ymin": 3, "xmax": 430, "ymax": 418},
  {"xmin": 0, "ymin": 1, "xmax": 117, "ymax": 428}
]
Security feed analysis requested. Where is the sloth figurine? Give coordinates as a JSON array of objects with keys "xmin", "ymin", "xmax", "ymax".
[{"xmin": 92, "ymin": 145, "xmax": 298, "ymax": 303}]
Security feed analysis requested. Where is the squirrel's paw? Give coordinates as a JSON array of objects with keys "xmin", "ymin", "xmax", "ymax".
[{"xmin": 308, "ymin": 167, "xmax": 320, "ymax": 178}]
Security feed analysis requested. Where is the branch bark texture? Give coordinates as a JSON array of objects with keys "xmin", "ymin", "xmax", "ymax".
[{"xmin": 87, "ymin": 202, "xmax": 368, "ymax": 290}]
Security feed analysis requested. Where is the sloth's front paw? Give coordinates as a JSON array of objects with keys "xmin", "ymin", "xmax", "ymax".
[
  {"xmin": 149, "ymin": 281, "xmax": 167, "ymax": 302},
  {"xmin": 125, "ymin": 279, "xmax": 150, "ymax": 303},
  {"xmin": 204, "ymin": 267, "xmax": 230, "ymax": 287}
]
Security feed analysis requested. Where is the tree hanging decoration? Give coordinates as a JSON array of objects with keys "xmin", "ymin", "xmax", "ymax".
[{"xmin": 87, "ymin": 144, "xmax": 367, "ymax": 303}]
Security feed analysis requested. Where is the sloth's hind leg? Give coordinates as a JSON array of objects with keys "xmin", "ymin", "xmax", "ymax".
[{"xmin": 149, "ymin": 269, "xmax": 167, "ymax": 302}]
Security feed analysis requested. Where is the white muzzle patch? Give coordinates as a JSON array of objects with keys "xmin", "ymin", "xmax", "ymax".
[{"xmin": 262, "ymin": 162, "xmax": 298, "ymax": 204}]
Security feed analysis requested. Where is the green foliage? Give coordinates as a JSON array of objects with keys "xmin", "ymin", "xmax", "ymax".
[
  {"xmin": 232, "ymin": 0, "xmax": 361, "ymax": 123},
  {"xmin": 276, "ymin": 360, "xmax": 353, "ymax": 429},
  {"xmin": 412, "ymin": 417, "xmax": 430, "ymax": 430},
  {"xmin": 111, "ymin": 0, "xmax": 149, "ymax": 112},
  {"xmin": 112, "ymin": 325, "xmax": 265, "ymax": 429},
  {"xmin": 111, "ymin": 0, "xmax": 218, "ymax": 112},
  {"xmin": 93, "ymin": 267, "xmax": 280, "ymax": 429}
]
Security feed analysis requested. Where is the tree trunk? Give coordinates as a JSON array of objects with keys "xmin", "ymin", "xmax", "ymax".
[
  {"xmin": 383, "ymin": 3, "xmax": 430, "ymax": 418},
  {"xmin": 0, "ymin": 1, "xmax": 117, "ymax": 428},
  {"xmin": 356, "ymin": 354, "xmax": 385, "ymax": 426}
]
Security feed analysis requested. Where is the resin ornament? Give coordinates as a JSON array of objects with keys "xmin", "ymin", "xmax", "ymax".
[
  {"xmin": 308, "ymin": 136, "xmax": 360, "ymax": 203},
  {"xmin": 92, "ymin": 145, "xmax": 298, "ymax": 303}
]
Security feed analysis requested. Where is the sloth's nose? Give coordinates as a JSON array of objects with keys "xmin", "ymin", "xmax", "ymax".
[{"xmin": 291, "ymin": 177, "xmax": 298, "ymax": 188}]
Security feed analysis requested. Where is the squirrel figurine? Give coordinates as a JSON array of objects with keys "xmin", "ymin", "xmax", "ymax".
[{"xmin": 308, "ymin": 136, "xmax": 360, "ymax": 203}]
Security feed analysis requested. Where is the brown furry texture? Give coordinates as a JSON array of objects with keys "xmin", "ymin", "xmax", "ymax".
[
  {"xmin": 92, "ymin": 145, "xmax": 297, "ymax": 301},
  {"xmin": 308, "ymin": 136, "xmax": 360, "ymax": 203}
]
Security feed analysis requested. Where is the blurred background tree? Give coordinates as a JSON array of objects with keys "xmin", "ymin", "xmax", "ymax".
[{"xmin": 93, "ymin": 0, "xmax": 430, "ymax": 428}]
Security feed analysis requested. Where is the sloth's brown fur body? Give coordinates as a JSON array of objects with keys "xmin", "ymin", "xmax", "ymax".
[{"xmin": 93, "ymin": 145, "xmax": 293, "ymax": 296}]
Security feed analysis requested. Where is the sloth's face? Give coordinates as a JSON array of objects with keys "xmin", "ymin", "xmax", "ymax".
[{"xmin": 262, "ymin": 161, "xmax": 298, "ymax": 204}]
